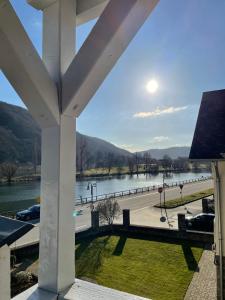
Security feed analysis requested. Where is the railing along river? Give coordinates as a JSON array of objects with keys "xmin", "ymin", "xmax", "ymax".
[
  {"xmin": 77, "ymin": 175, "xmax": 212, "ymax": 204},
  {"xmin": 1, "ymin": 175, "xmax": 212, "ymax": 218}
]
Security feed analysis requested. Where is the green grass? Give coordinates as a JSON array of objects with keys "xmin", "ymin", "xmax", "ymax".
[
  {"xmin": 155, "ymin": 188, "xmax": 214, "ymax": 209},
  {"xmin": 75, "ymin": 235, "xmax": 203, "ymax": 300},
  {"xmin": 19, "ymin": 235, "xmax": 204, "ymax": 299}
]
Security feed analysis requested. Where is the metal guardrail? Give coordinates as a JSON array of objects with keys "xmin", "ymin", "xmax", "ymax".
[
  {"xmin": 76, "ymin": 175, "xmax": 212, "ymax": 205},
  {"xmin": 0, "ymin": 176, "xmax": 212, "ymax": 217}
]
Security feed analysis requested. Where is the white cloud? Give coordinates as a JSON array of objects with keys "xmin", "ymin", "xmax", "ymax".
[
  {"xmin": 114, "ymin": 143, "xmax": 144, "ymax": 153},
  {"xmin": 153, "ymin": 136, "xmax": 169, "ymax": 143},
  {"xmin": 133, "ymin": 106, "xmax": 188, "ymax": 118}
]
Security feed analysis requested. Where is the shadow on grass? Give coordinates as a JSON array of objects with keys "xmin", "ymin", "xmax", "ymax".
[
  {"xmin": 76, "ymin": 236, "xmax": 110, "ymax": 277},
  {"xmin": 76, "ymin": 238, "xmax": 93, "ymax": 260},
  {"xmin": 113, "ymin": 236, "xmax": 127, "ymax": 256},
  {"xmin": 181, "ymin": 243, "xmax": 199, "ymax": 272}
]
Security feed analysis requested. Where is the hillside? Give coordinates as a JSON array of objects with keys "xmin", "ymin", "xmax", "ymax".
[
  {"xmin": 0, "ymin": 101, "xmax": 190, "ymax": 167},
  {"xmin": 139, "ymin": 147, "xmax": 190, "ymax": 160},
  {"xmin": 0, "ymin": 101, "xmax": 41, "ymax": 164},
  {"xmin": 0, "ymin": 101, "xmax": 131, "ymax": 167}
]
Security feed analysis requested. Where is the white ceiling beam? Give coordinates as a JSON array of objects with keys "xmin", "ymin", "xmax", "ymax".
[
  {"xmin": 0, "ymin": 0, "xmax": 59, "ymax": 128},
  {"xmin": 27, "ymin": 0, "xmax": 57, "ymax": 10},
  {"xmin": 62, "ymin": 0, "xmax": 159, "ymax": 117},
  {"xmin": 28, "ymin": 0, "xmax": 108, "ymax": 25},
  {"xmin": 76, "ymin": 0, "xmax": 109, "ymax": 26}
]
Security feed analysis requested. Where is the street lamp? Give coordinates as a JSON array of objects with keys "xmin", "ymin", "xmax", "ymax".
[
  {"xmin": 87, "ymin": 182, "xmax": 97, "ymax": 204},
  {"xmin": 158, "ymin": 186, "xmax": 166, "ymax": 222},
  {"xmin": 179, "ymin": 183, "xmax": 184, "ymax": 202}
]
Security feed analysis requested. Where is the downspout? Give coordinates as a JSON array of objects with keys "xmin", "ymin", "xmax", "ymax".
[{"xmin": 214, "ymin": 161, "xmax": 223, "ymax": 300}]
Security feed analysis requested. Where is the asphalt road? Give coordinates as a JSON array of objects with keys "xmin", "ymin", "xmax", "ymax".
[
  {"xmin": 11, "ymin": 179, "xmax": 213, "ymax": 249},
  {"xmin": 75, "ymin": 179, "xmax": 213, "ymax": 229}
]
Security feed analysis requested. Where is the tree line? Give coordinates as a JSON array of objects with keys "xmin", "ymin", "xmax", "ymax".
[
  {"xmin": 76, "ymin": 138, "xmax": 209, "ymax": 176},
  {"xmin": 0, "ymin": 140, "xmax": 209, "ymax": 182}
]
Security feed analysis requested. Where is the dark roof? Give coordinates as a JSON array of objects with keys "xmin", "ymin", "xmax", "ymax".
[
  {"xmin": 0, "ymin": 216, "xmax": 33, "ymax": 248},
  {"xmin": 189, "ymin": 89, "xmax": 225, "ymax": 161}
]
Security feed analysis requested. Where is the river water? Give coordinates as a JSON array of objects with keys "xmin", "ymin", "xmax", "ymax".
[{"xmin": 0, "ymin": 171, "xmax": 211, "ymax": 204}]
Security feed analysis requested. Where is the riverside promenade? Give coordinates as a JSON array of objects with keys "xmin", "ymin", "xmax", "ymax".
[{"xmin": 10, "ymin": 179, "xmax": 213, "ymax": 250}]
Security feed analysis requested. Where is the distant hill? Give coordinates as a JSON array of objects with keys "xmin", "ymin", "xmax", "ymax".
[
  {"xmin": 139, "ymin": 147, "xmax": 190, "ymax": 159},
  {"xmin": 77, "ymin": 132, "xmax": 131, "ymax": 161},
  {"xmin": 0, "ymin": 101, "xmax": 190, "ymax": 167},
  {"xmin": 0, "ymin": 101, "xmax": 131, "ymax": 167},
  {"xmin": 0, "ymin": 101, "xmax": 41, "ymax": 164}
]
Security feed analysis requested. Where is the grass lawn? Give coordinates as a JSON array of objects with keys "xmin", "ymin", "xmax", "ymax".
[
  {"xmin": 75, "ymin": 235, "xmax": 203, "ymax": 300},
  {"xmin": 155, "ymin": 188, "xmax": 214, "ymax": 209},
  {"xmin": 20, "ymin": 235, "xmax": 204, "ymax": 300}
]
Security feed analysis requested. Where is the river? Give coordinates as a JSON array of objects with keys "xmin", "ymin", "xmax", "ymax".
[{"xmin": 0, "ymin": 171, "xmax": 211, "ymax": 204}]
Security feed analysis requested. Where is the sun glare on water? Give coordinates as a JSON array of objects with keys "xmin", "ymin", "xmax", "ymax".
[{"xmin": 146, "ymin": 79, "xmax": 159, "ymax": 94}]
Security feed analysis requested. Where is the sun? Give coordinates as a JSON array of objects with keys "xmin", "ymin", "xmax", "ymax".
[{"xmin": 146, "ymin": 79, "xmax": 159, "ymax": 94}]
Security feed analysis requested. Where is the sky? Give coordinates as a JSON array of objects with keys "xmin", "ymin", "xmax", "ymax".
[{"xmin": 2, "ymin": 1, "xmax": 225, "ymax": 152}]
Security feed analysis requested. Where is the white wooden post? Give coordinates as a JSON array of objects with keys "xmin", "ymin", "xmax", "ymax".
[
  {"xmin": 212, "ymin": 161, "xmax": 225, "ymax": 299},
  {"xmin": 38, "ymin": 0, "xmax": 76, "ymax": 293},
  {"xmin": 0, "ymin": 245, "xmax": 10, "ymax": 300},
  {"xmin": 0, "ymin": 0, "xmax": 159, "ymax": 297}
]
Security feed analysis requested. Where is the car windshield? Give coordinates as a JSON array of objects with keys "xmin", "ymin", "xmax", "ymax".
[{"xmin": 28, "ymin": 206, "xmax": 39, "ymax": 212}]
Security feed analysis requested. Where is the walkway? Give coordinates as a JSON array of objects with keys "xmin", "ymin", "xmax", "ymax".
[{"xmin": 184, "ymin": 247, "xmax": 216, "ymax": 300}]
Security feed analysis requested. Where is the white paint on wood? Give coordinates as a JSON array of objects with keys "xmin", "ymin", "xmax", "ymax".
[
  {"xmin": 0, "ymin": 0, "xmax": 59, "ymax": 128},
  {"xmin": 39, "ymin": 115, "xmax": 76, "ymax": 292},
  {"xmin": 0, "ymin": 245, "xmax": 10, "ymax": 300},
  {"xmin": 12, "ymin": 280, "xmax": 150, "ymax": 300},
  {"xmin": 0, "ymin": 0, "xmax": 159, "ymax": 297},
  {"xmin": 76, "ymin": 0, "xmax": 109, "ymax": 26},
  {"xmin": 28, "ymin": 0, "xmax": 108, "ymax": 25},
  {"xmin": 37, "ymin": 1, "xmax": 76, "ymax": 293},
  {"xmin": 43, "ymin": 0, "xmax": 76, "ymax": 82},
  {"xmin": 212, "ymin": 161, "xmax": 225, "ymax": 255},
  {"xmin": 62, "ymin": 0, "xmax": 159, "ymax": 117}
]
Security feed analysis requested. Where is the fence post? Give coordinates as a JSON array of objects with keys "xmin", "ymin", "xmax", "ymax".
[
  {"xmin": 91, "ymin": 211, "xmax": 99, "ymax": 230},
  {"xmin": 123, "ymin": 209, "xmax": 130, "ymax": 227},
  {"xmin": 178, "ymin": 213, "xmax": 186, "ymax": 231},
  {"xmin": 202, "ymin": 198, "xmax": 209, "ymax": 213}
]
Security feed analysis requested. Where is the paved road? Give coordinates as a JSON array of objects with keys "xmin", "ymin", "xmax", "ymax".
[
  {"xmin": 10, "ymin": 179, "xmax": 213, "ymax": 250},
  {"xmin": 75, "ymin": 179, "xmax": 213, "ymax": 229}
]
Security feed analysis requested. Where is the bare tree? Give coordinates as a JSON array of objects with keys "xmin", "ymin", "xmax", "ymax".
[
  {"xmin": 32, "ymin": 137, "xmax": 38, "ymax": 174},
  {"xmin": 77, "ymin": 136, "xmax": 89, "ymax": 176},
  {"xmin": 106, "ymin": 152, "xmax": 115, "ymax": 175},
  {"xmin": 116, "ymin": 166, "xmax": 123, "ymax": 175},
  {"xmin": 127, "ymin": 156, "xmax": 135, "ymax": 174},
  {"xmin": 134, "ymin": 152, "xmax": 140, "ymax": 175},
  {"xmin": 161, "ymin": 155, "xmax": 172, "ymax": 171},
  {"xmin": 0, "ymin": 162, "xmax": 18, "ymax": 183},
  {"xmin": 96, "ymin": 198, "xmax": 121, "ymax": 225},
  {"xmin": 143, "ymin": 152, "xmax": 151, "ymax": 173},
  {"xmin": 173, "ymin": 157, "xmax": 189, "ymax": 171}
]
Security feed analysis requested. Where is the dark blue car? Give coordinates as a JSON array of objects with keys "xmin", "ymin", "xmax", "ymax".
[
  {"xmin": 185, "ymin": 213, "xmax": 214, "ymax": 232},
  {"xmin": 16, "ymin": 204, "xmax": 40, "ymax": 221}
]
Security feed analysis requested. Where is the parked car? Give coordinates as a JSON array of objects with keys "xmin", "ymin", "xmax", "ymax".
[
  {"xmin": 185, "ymin": 213, "xmax": 215, "ymax": 232},
  {"xmin": 16, "ymin": 204, "xmax": 40, "ymax": 221}
]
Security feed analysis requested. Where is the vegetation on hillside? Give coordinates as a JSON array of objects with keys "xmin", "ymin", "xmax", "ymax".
[{"xmin": 0, "ymin": 101, "xmax": 210, "ymax": 180}]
